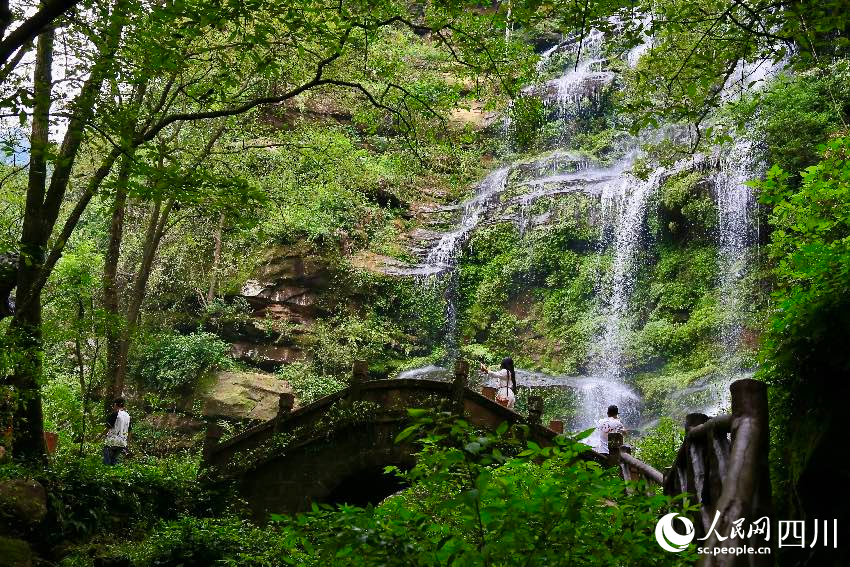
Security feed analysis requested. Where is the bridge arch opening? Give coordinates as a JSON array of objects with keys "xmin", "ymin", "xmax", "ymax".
[{"xmin": 325, "ymin": 465, "xmax": 410, "ymax": 508}]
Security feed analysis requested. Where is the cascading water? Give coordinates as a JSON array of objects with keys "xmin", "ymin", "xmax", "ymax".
[
  {"xmin": 394, "ymin": 32, "xmax": 653, "ymax": 432},
  {"xmin": 395, "ymin": 32, "xmax": 769, "ymax": 437},
  {"xmin": 424, "ymin": 167, "xmax": 511, "ymax": 275},
  {"xmin": 596, "ymin": 169, "xmax": 663, "ymax": 381},
  {"xmin": 716, "ymin": 138, "xmax": 760, "ymax": 364}
]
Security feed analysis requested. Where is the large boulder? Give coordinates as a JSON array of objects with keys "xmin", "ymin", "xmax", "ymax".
[
  {"xmin": 0, "ymin": 480, "xmax": 47, "ymax": 536},
  {"xmin": 195, "ymin": 370, "xmax": 292, "ymax": 421}
]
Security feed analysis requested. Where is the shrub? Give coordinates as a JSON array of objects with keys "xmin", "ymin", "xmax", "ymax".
[
  {"xmin": 277, "ymin": 362, "xmax": 344, "ymax": 405},
  {"xmin": 103, "ymin": 413, "xmax": 697, "ymax": 566},
  {"xmin": 309, "ymin": 314, "xmax": 402, "ymax": 378},
  {"xmin": 0, "ymin": 454, "xmax": 221, "ymax": 547},
  {"xmin": 634, "ymin": 417, "xmax": 685, "ymax": 472},
  {"xmin": 132, "ymin": 332, "xmax": 233, "ymax": 393},
  {"xmin": 508, "ymin": 94, "xmax": 546, "ymax": 151}
]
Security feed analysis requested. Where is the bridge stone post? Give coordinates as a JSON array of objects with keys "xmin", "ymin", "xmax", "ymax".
[
  {"xmin": 202, "ymin": 420, "xmax": 223, "ymax": 464},
  {"xmin": 607, "ymin": 431, "xmax": 623, "ymax": 468},
  {"xmin": 528, "ymin": 395, "xmax": 544, "ymax": 425},
  {"xmin": 274, "ymin": 392, "xmax": 295, "ymax": 433},
  {"xmin": 452, "ymin": 359, "xmax": 469, "ymax": 415},
  {"xmin": 347, "ymin": 360, "xmax": 370, "ymax": 402},
  {"xmin": 481, "ymin": 386, "xmax": 497, "ymax": 401}
]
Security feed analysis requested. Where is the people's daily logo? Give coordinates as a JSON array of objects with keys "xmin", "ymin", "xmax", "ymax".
[{"xmin": 655, "ymin": 513, "xmax": 695, "ymax": 552}]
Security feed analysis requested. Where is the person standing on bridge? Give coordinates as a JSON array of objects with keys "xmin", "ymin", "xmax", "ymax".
[
  {"xmin": 594, "ymin": 404, "xmax": 627, "ymax": 455},
  {"xmin": 480, "ymin": 357, "xmax": 517, "ymax": 409}
]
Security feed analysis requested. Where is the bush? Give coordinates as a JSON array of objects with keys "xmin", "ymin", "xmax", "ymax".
[
  {"xmin": 99, "ymin": 413, "xmax": 697, "ymax": 566},
  {"xmin": 634, "ymin": 417, "xmax": 685, "ymax": 472},
  {"xmin": 277, "ymin": 362, "xmax": 344, "ymax": 405},
  {"xmin": 508, "ymin": 94, "xmax": 546, "ymax": 151},
  {"xmin": 132, "ymin": 332, "xmax": 233, "ymax": 393},
  {"xmin": 0, "ymin": 454, "xmax": 220, "ymax": 547},
  {"xmin": 309, "ymin": 314, "xmax": 402, "ymax": 378}
]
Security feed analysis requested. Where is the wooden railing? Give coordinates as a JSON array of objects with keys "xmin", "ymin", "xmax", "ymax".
[
  {"xmin": 663, "ymin": 379, "xmax": 772, "ymax": 565},
  {"xmin": 508, "ymin": 376, "xmax": 772, "ymax": 566}
]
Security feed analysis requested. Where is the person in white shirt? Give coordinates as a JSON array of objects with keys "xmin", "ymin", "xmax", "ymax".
[
  {"xmin": 594, "ymin": 404, "xmax": 626, "ymax": 455},
  {"xmin": 480, "ymin": 357, "xmax": 518, "ymax": 409},
  {"xmin": 102, "ymin": 397, "xmax": 131, "ymax": 465}
]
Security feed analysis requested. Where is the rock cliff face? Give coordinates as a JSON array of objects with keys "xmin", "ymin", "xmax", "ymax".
[{"xmin": 221, "ymin": 245, "xmax": 337, "ymax": 369}]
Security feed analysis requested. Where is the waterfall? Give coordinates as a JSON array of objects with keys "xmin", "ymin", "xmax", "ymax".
[
  {"xmin": 414, "ymin": 167, "xmax": 510, "ymax": 358},
  {"xmin": 716, "ymin": 138, "xmax": 760, "ymax": 365},
  {"xmin": 399, "ymin": 28, "xmax": 761, "ymax": 434},
  {"xmin": 596, "ymin": 168, "xmax": 666, "ymax": 381},
  {"xmin": 424, "ymin": 167, "xmax": 510, "ymax": 275}
]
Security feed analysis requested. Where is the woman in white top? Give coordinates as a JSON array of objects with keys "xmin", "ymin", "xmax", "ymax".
[{"xmin": 480, "ymin": 357, "xmax": 517, "ymax": 409}]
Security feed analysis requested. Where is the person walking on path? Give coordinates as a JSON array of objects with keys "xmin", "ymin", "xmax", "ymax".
[
  {"xmin": 594, "ymin": 404, "xmax": 627, "ymax": 455},
  {"xmin": 102, "ymin": 398, "xmax": 130, "ymax": 465},
  {"xmin": 480, "ymin": 357, "xmax": 518, "ymax": 409}
]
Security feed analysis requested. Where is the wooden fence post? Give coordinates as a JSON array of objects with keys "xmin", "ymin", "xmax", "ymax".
[
  {"xmin": 452, "ymin": 359, "xmax": 469, "ymax": 415},
  {"xmin": 684, "ymin": 412, "xmax": 711, "ymax": 535},
  {"xmin": 607, "ymin": 431, "xmax": 623, "ymax": 468},
  {"xmin": 347, "ymin": 360, "xmax": 369, "ymax": 402},
  {"xmin": 700, "ymin": 379, "xmax": 772, "ymax": 566}
]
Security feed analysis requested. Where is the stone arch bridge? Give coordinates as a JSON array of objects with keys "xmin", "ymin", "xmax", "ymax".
[
  {"xmin": 203, "ymin": 361, "xmax": 773, "ymax": 566},
  {"xmin": 201, "ymin": 360, "xmax": 573, "ymax": 516}
]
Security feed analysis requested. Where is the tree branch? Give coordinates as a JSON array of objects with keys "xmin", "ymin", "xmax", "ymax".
[{"xmin": 0, "ymin": 0, "xmax": 82, "ymax": 68}]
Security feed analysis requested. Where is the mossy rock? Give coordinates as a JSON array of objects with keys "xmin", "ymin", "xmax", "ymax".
[
  {"xmin": 0, "ymin": 537, "xmax": 31, "ymax": 567},
  {"xmin": 194, "ymin": 370, "xmax": 292, "ymax": 421},
  {"xmin": 0, "ymin": 480, "xmax": 47, "ymax": 536}
]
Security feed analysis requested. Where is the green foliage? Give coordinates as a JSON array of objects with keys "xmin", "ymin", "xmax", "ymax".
[
  {"xmin": 131, "ymin": 332, "xmax": 233, "ymax": 393},
  {"xmin": 203, "ymin": 297, "xmax": 253, "ymax": 322},
  {"xmin": 658, "ymin": 172, "xmax": 717, "ymax": 240},
  {"xmin": 570, "ymin": 128, "xmax": 630, "ymax": 162},
  {"xmin": 0, "ymin": 453, "xmax": 213, "ymax": 545},
  {"xmin": 758, "ymin": 137, "xmax": 850, "ymax": 379},
  {"xmin": 634, "ymin": 417, "xmax": 685, "ymax": 472},
  {"xmin": 617, "ymin": 0, "xmax": 850, "ymax": 135},
  {"xmin": 756, "ymin": 137, "xmax": 850, "ymax": 516},
  {"xmin": 456, "ymin": 212, "xmax": 599, "ymax": 373},
  {"xmin": 277, "ymin": 362, "xmax": 344, "ymax": 405},
  {"xmin": 100, "ymin": 413, "xmax": 696, "ymax": 566},
  {"xmin": 734, "ymin": 62, "xmax": 850, "ymax": 180},
  {"xmin": 116, "ymin": 516, "xmax": 291, "ymax": 567},
  {"xmin": 508, "ymin": 94, "xmax": 546, "ymax": 151},
  {"xmin": 309, "ymin": 313, "xmax": 404, "ymax": 378}
]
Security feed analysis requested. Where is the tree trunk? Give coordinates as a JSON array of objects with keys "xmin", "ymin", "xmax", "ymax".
[
  {"xmin": 103, "ymin": 156, "xmax": 133, "ymax": 405},
  {"xmin": 9, "ymin": 25, "xmax": 53, "ymax": 464},
  {"xmin": 206, "ymin": 212, "xmax": 225, "ymax": 304},
  {"xmin": 6, "ymin": 5, "xmax": 127, "ymax": 462},
  {"xmin": 111, "ymin": 197, "xmax": 174, "ymax": 398}
]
